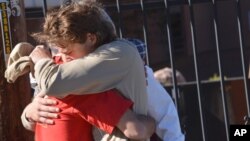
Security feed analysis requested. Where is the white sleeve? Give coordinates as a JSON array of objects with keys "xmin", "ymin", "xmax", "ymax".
[{"xmin": 146, "ymin": 66, "xmax": 185, "ymax": 141}]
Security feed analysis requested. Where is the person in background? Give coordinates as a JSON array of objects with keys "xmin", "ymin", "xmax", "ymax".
[
  {"xmin": 154, "ymin": 67, "xmax": 186, "ymax": 86},
  {"xmin": 127, "ymin": 38, "xmax": 185, "ymax": 141}
]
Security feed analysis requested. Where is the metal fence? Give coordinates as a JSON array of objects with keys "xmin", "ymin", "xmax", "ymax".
[{"xmin": 27, "ymin": 0, "xmax": 250, "ymax": 141}]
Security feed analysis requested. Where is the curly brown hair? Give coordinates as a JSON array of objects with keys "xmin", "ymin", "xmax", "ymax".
[{"xmin": 32, "ymin": 1, "xmax": 117, "ymax": 48}]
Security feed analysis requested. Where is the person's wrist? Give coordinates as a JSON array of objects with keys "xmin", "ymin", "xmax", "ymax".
[{"xmin": 25, "ymin": 112, "xmax": 35, "ymax": 123}]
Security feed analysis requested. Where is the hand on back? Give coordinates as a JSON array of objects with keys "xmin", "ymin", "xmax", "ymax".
[
  {"xmin": 25, "ymin": 92, "xmax": 60, "ymax": 125},
  {"xmin": 29, "ymin": 45, "xmax": 52, "ymax": 64}
]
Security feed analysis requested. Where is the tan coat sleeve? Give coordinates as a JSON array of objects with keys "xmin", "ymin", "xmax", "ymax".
[{"xmin": 34, "ymin": 40, "xmax": 137, "ymax": 97}]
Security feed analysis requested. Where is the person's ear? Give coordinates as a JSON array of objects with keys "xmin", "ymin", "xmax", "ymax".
[{"xmin": 86, "ymin": 33, "xmax": 97, "ymax": 46}]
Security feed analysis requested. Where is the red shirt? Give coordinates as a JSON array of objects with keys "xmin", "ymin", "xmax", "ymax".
[{"xmin": 35, "ymin": 56, "xmax": 133, "ymax": 141}]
